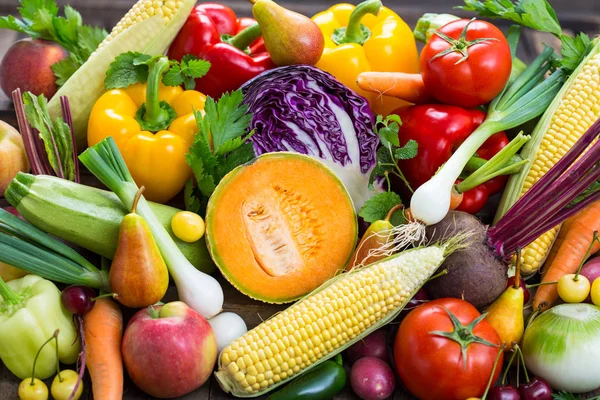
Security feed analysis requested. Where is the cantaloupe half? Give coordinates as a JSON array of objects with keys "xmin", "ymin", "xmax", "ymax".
[{"xmin": 205, "ymin": 152, "xmax": 357, "ymax": 303}]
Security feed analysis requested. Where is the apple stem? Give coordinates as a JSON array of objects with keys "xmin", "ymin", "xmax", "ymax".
[
  {"xmin": 131, "ymin": 186, "xmax": 146, "ymax": 214},
  {"xmin": 68, "ymin": 316, "xmax": 86, "ymax": 400},
  {"xmin": 514, "ymin": 247, "xmax": 521, "ymax": 290}
]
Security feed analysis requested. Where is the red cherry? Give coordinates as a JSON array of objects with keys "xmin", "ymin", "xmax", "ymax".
[
  {"xmin": 488, "ymin": 385, "xmax": 521, "ymax": 400},
  {"xmin": 61, "ymin": 285, "xmax": 96, "ymax": 315},
  {"xmin": 518, "ymin": 377, "xmax": 553, "ymax": 400}
]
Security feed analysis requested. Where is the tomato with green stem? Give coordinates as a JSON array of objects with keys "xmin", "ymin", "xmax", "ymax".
[
  {"xmin": 420, "ymin": 18, "xmax": 512, "ymax": 108},
  {"xmin": 557, "ymin": 231, "xmax": 599, "ymax": 303},
  {"xmin": 394, "ymin": 298, "xmax": 503, "ymax": 400}
]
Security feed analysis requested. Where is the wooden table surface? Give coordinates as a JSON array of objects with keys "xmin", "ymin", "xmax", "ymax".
[{"xmin": 1, "ymin": 1, "xmax": 599, "ymax": 399}]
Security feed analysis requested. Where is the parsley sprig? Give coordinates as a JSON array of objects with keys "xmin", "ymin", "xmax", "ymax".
[
  {"xmin": 458, "ymin": 0, "xmax": 594, "ymax": 71},
  {"xmin": 0, "ymin": 0, "xmax": 107, "ymax": 85},
  {"xmin": 185, "ymin": 90, "xmax": 256, "ymax": 213},
  {"xmin": 360, "ymin": 115, "xmax": 418, "ymax": 224}
]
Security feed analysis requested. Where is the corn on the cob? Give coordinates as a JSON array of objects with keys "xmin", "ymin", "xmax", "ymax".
[
  {"xmin": 495, "ymin": 41, "xmax": 600, "ymax": 274},
  {"xmin": 47, "ymin": 0, "xmax": 196, "ymax": 150},
  {"xmin": 215, "ymin": 244, "xmax": 452, "ymax": 397}
]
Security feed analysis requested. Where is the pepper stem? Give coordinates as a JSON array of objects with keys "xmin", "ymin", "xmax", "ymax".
[
  {"xmin": 332, "ymin": 0, "xmax": 381, "ymax": 46},
  {"xmin": 131, "ymin": 186, "xmax": 146, "ymax": 214},
  {"xmin": 227, "ymin": 24, "xmax": 262, "ymax": 51},
  {"xmin": 142, "ymin": 57, "xmax": 172, "ymax": 128},
  {"xmin": 30, "ymin": 330, "xmax": 60, "ymax": 384},
  {"xmin": 0, "ymin": 276, "xmax": 23, "ymax": 304}
]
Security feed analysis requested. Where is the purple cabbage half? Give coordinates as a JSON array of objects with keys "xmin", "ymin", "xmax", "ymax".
[{"xmin": 241, "ymin": 65, "xmax": 380, "ymax": 211}]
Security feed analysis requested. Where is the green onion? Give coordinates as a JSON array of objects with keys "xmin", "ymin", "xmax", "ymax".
[
  {"xmin": 409, "ymin": 46, "xmax": 565, "ymax": 225},
  {"xmin": 0, "ymin": 209, "xmax": 108, "ymax": 290},
  {"xmin": 79, "ymin": 137, "xmax": 224, "ymax": 319}
]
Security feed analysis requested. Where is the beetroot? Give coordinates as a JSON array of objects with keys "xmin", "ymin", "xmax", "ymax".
[
  {"xmin": 350, "ymin": 357, "xmax": 395, "ymax": 400},
  {"xmin": 346, "ymin": 329, "xmax": 389, "ymax": 364}
]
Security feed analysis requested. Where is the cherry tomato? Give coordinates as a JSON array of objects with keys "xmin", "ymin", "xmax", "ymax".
[
  {"xmin": 591, "ymin": 277, "xmax": 600, "ymax": 306},
  {"xmin": 394, "ymin": 298, "xmax": 503, "ymax": 400},
  {"xmin": 171, "ymin": 211, "xmax": 205, "ymax": 243},
  {"xmin": 420, "ymin": 19, "xmax": 512, "ymax": 108},
  {"xmin": 18, "ymin": 378, "xmax": 48, "ymax": 400},
  {"xmin": 51, "ymin": 370, "xmax": 83, "ymax": 400},
  {"xmin": 557, "ymin": 274, "xmax": 590, "ymax": 303}
]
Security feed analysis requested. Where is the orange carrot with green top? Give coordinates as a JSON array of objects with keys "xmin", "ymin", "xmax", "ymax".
[{"xmin": 356, "ymin": 72, "xmax": 432, "ymax": 104}]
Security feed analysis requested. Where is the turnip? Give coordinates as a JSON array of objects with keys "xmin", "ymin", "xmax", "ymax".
[
  {"xmin": 346, "ymin": 329, "xmax": 389, "ymax": 365},
  {"xmin": 350, "ymin": 357, "xmax": 395, "ymax": 400}
]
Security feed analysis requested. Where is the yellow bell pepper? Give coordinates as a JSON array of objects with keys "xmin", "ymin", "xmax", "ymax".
[
  {"xmin": 312, "ymin": 0, "xmax": 419, "ymax": 115},
  {"xmin": 88, "ymin": 57, "xmax": 206, "ymax": 203}
]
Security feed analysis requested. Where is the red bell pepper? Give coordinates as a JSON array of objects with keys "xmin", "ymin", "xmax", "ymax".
[
  {"xmin": 167, "ymin": 3, "xmax": 275, "ymax": 99},
  {"xmin": 395, "ymin": 104, "xmax": 510, "ymax": 214}
]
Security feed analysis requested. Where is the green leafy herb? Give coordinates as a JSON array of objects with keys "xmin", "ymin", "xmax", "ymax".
[
  {"xmin": 552, "ymin": 391, "xmax": 595, "ymax": 400},
  {"xmin": 185, "ymin": 90, "xmax": 256, "ymax": 213},
  {"xmin": 0, "ymin": 0, "xmax": 108, "ymax": 84},
  {"xmin": 359, "ymin": 191, "xmax": 402, "ymax": 224},
  {"xmin": 104, "ymin": 52, "xmax": 211, "ymax": 90},
  {"xmin": 458, "ymin": 0, "xmax": 593, "ymax": 71},
  {"xmin": 369, "ymin": 114, "xmax": 418, "ymax": 192},
  {"xmin": 21, "ymin": 92, "xmax": 75, "ymax": 181}
]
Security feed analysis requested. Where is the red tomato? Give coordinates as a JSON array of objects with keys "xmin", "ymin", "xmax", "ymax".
[
  {"xmin": 394, "ymin": 298, "xmax": 503, "ymax": 400},
  {"xmin": 420, "ymin": 19, "xmax": 512, "ymax": 108}
]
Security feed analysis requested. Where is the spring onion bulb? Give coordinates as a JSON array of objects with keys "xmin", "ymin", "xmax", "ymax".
[
  {"xmin": 522, "ymin": 303, "xmax": 600, "ymax": 393},
  {"xmin": 79, "ymin": 137, "xmax": 223, "ymax": 319}
]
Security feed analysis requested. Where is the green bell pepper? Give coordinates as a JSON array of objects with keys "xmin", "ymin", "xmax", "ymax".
[
  {"xmin": 267, "ymin": 354, "xmax": 347, "ymax": 400},
  {"xmin": 0, "ymin": 275, "xmax": 80, "ymax": 379}
]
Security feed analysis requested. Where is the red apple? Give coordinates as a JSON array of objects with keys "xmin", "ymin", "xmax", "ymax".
[
  {"xmin": 0, "ymin": 38, "xmax": 68, "ymax": 99},
  {"xmin": 122, "ymin": 301, "xmax": 218, "ymax": 398}
]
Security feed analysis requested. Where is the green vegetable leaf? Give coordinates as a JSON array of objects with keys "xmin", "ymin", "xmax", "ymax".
[
  {"xmin": 0, "ymin": 15, "xmax": 38, "ymax": 36},
  {"xmin": 75, "ymin": 25, "xmax": 108, "ymax": 60},
  {"xmin": 104, "ymin": 52, "xmax": 150, "ymax": 89},
  {"xmin": 21, "ymin": 92, "xmax": 75, "ymax": 181},
  {"xmin": 395, "ymin": 139, "xmax": 418, "ymax": 160},
  {"xmin": 52, "ymin": 5, "xmax": 82, "ymax": 47},
  {"xmin": 202, "ymin": 91, "xmax": 254, "ymax": 156},
  {"xmin": 162, "ymin": 56, "xmax": 211, "ymax": 90},
  {"xmin": 459, "ymin": 0, "xmax": 562, "ymax": 37},
  {"xmin": 359, "ymin": 192, "xmax": 402, "ymax": 223},
  {"xmin": 51, "ymin": 55, "xmax": 80, "ymax": 86},
  {"xmin": 561, "ymin": 33, "xmax": 593, "ymax": 71},
  {"xmin": 552, "ymin": 392, "xmax": 588, "ymax": 400},
  {"xmin": 184, "ymin": 180, "xmax": 203, "ymax": 214},
  {"xmin": 186, "ymin": 89, "xmax": 256, "ymax": 204}
]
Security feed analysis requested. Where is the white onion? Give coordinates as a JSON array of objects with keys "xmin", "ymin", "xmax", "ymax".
[
  {"xmin": 209, "ymin": 312, "xmax": 248, "ymax": 353},
  {"xmin": 522, "ymin": 303, "xmax": 600, "ymax": 393}
]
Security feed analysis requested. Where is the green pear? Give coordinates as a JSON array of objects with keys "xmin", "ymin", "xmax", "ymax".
[{"xmin": 250, "ymin": 0, "xmax": 324, "ymax": 66}]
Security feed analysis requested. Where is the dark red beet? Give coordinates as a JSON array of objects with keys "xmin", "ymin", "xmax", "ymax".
[
  {"xmin": 61, "ymin": 285, "xmax": 96, "ymax": 315},
  {"xmin": 488, "ymin": 385, "xmax": 521, "ymax": 400},
  {"xmin": 518, "ymin": 377, "xmax": 552, "ymax": 400},
  {"xmin": 347, "ymin": 329, "xmax": 389, "ymax": 364}
]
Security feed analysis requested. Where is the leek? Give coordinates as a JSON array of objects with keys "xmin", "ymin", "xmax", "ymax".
[{"xmin": 79, "ymin": 137, "xmax": 223, "ymax": 319}]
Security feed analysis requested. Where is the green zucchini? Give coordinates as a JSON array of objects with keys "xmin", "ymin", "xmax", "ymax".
[{"xmin": 5, "ymin": 172, "xmax": 215, "ymax": 274}]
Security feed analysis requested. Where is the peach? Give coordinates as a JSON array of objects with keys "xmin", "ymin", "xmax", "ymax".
[
  {"xmin": 0, "ymin": 38, "xmax": 68, "ymax": 99},
  {"xmin": 0, "ymin": 120, "xmax": 29, "ymax": 197}
]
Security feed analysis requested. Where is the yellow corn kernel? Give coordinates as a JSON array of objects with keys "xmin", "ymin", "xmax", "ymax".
[
  {"xmin": 518, "ymin": 52, "xmax": 600, "ymax": 273},
  {"xmin": 215, "ymin": 245, "xmax": 448, "ymax": 397}
]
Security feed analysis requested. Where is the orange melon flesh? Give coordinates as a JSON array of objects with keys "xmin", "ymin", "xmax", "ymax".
[{"xmin": 205, "ymin": 152, "xmax": 357, "ymax": 303}]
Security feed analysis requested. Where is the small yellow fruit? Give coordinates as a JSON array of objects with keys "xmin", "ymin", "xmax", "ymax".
[
  {"xmin": 558, "ymin": 274, "xmax": 590, "ymax": 303},
  {"xmin": 51, "ymin": 370, "xmax": 83, "ymax": 400},
  {"xmin": 18, "ymin": 377, "xmax": 48, "ymax": 400},
  {"xmin": 171, "ymin": 211, "xmax": 205, "ymax": 243},
  {"xmin": 591, "ymin": 277, "xmax": 600, "ymax": 306}
]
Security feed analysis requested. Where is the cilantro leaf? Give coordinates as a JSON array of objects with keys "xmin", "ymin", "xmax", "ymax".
[
  {"xmin": 75, "ymin": 25, "xmax": 108, "ymax": 60},
  {"xmin": 51, "ymin": 55, "xmax": 80, "ymax": 86},
  {"xmin": 104, "ymin": 52, "xmax": 150, "ymax": 89},
  {"xmin": 21, "ymin": 92, "xmax": 75, "ymax": 181},
  {"xmin": 186, "ymin": 89, "xmax": 256, "ymax": 205},
  {"xmin": 162, "ymin": 56, "xmax": 211, "ymax": 90},
  {"xmin": 561, "ymin": 33, "xmax": 593, "ymax": 71},
  {"xmin": 459, "ymin": 0, "xmax": 562, "ymax": 37},
  {"xmin": 0, "ymin": 15, "xmax": 39, "ymax": 37},
  {"xmin": 395, "ymin": 139, "xmax": 418, "ymax": 160},
  {"xmin": 359, "ymin": 192, "xmax": 402, "ymax": 223}
]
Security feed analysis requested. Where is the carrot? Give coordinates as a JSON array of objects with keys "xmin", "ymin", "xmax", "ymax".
[
  {"xmin": 84, "ymin": 297, "xmax": 124, "ymax": 400},
  {"xmin": 356, "ymin": 72, "xmax": 432, "ymax": 104},
  {"xmin": 541, "ymin": 212, "xmax": 579, "ymax": 277},
  {"xmin": 532, "ymin": 200, "xmax": 600, "ymax": 311}
]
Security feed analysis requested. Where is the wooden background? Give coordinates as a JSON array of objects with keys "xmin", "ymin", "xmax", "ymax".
[{"xmin": 0, "ymin": 0, "xmax": 599, "ymax": 399}]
